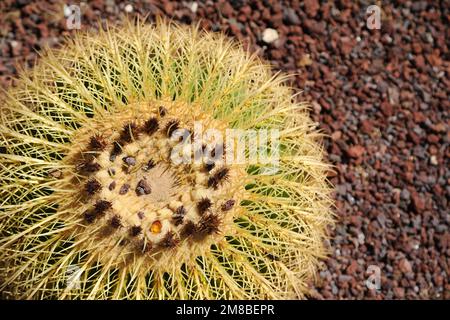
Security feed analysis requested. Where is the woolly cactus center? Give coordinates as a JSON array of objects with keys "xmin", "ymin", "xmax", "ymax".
[{"xmin": 62, "ymin": 102, "xmax": 243, "ymax": 264}]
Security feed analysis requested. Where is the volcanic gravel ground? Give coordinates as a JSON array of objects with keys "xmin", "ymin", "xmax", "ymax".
[{"xmin": 0, "ymin": 0, "xmax": 448, "ymax": 299}]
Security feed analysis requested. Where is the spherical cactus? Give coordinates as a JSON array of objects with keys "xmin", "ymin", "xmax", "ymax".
[{"xmin": 0, "ymin": 20, "xmax": 333, "ymax": 299}]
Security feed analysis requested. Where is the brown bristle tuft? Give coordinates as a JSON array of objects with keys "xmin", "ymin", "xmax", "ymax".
[
  {"xmin": 204, "ymin": 162, "xmax": 215, "ymax": 172},
  {"xmin": 130, "ymin": 225, "xmax": 142, "ymax": 237},
  {"xmin": 143, "ymin": 159, "xmax": 155, "ymax": 171},
  {"xmin": 159, "ymin": 231, "xmax": 179, "ymax": 248},
  {"xmin": 181, "ymin": 221, "xmax": 197, "ymax": 237},
  {"xmin": 165, "ymin": 119, "xmax": 179, "ymax": 137},
  {"xmin": 110, "ymin": 215, "xmax": 122, "ymax": 229},
  {"xmin": 221, "ymin": 199, "xmax": 236, "ymax": 211},
  {"xmin": 196, "ymin": 213, "xmax": 221, "ymax": 237},
  {"xmin": 207, "ymin": 167, "xmax": 230, "ymax": 189},
  {"xmin": 267, "ymin": 253, "xmax": 280, "ymax": 261},
  {"xmin": 207, "ymin": 176, "xmax": 219, "ymax": 189},
  {"xmin": 143, "ymin": 117, "xmax": 159, "ymax": 135},
  {"xmin": 173, "ymin": 206, "xmax": 186, "ymax": 226},
  {"xmin": 88, "ymin": 134, "xmax": 107, "ymax": 151},
  {"xmin": 94, "ymin": 200, "xmax": 112, "ymax": 215},
  {"xmin": 158, "ymin": 106, "xmax": 167, "ymax": 117},
  {"xmin": 110, "ymin": 141, "xmax": 122, "ymax": 161},
  {"xmin": 216, "ymin": 166, "xmax": 230, "ymax": 180},
  {"xmin": 77, "ymin": 160, "xmax": 101, "ymax": 174},
  {"xmin": 83, "ymin": 210, "xmax": 96, "ymax": 223},
  {"xmin": 137, "ymin": 239, "xmax": 152, "ymax": 254},
  {"xmin": 119, "ymin": 122, "xmax": 139, "ymax": 143},
  {"xmin": 197, "ymin": 198, "xmax": 212, "ymax": 215},
  {"xmin": 85, "ymin": 178, "xmax": 102, "ymax": 195}
]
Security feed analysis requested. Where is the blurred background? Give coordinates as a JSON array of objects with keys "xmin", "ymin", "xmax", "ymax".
[{"xmin": 0, "ymin": 0, "xmax": 448, "ymax": 299}]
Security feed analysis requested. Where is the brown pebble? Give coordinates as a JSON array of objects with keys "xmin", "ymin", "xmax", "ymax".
[
  {"xmin": 122, "ymin": 156, "xmax": 136, "ymax": 166},
  {"xmin": 159, "ymin": 231, "xmax": 179, "ymax": 248},
  {"xmin": 119, "ymin": 184, "xmax": 130, "ymax": 195},
  {"xmin": 221, "ymin": 199, "xmax": 235, "ymax": 211},
  {"xmin": 108, "ymin": 181, "xmax": 116, "ymax": 191},
  {"xmin": 135, "ymin": 179, "xmax": 151, "ymax": 196}
]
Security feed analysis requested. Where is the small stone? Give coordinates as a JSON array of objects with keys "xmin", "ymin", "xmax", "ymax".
[
  {"xmin": 221, "ymin": 199, "xmax": 235, "ymax": 211},
  {"xmin": 388, "ymin": 87, "xmax": 400, "ymax": 105},
  {"xmin": 338, "ymin": 275, "xmax": 353, "ymax": 282},
  {"xmin": 331, "ymin": 131, "xmax": 342, "ymax": 141},
  {"xmin": 284, "ymin": 7, "xmax": 300, "ymax": 24},
  {"xmin": 124, "ymin": 4, "xmax": 133, "ymax": 13},
  {"xmin": 136, "ymin": 179, "xmax": 151, "ymax": 196},
  {"xmin": 189, "ymin": 2, "xmax": 198, "ymax": 13},
  {"xmin": 339, "ymin": 37, "xmax": 354, "ymax": 55},
  {"xmin": 10, "ymin": 40, "xmax": 22, "ymax": 57},
  {"xmin": 163, "ymin": 2, "xmax": 174, "ymax": 14},
  {"xmin": 262, "ymin": 28, "xmax": 279, "ymax": 44},
  {"xmin": 381, "ymin": 101, "xmax": 394, "ymax": 117},
  {"xmin": 393, "ymin": 287, "xmax": 405, "ymax": 299},
  {"xmin": 430, "ymin": 155, "xmax": 438, "ymax": 165},
  {"xmin": 399, "ymin": 258, "xmax": 413, "ymax": 274},
  {"xmin": 304, "ymin": 0, "xmax": 320, "ymax": 17},
  {"xmin": 346, "ymin": 260, "xmax": 358, "ymax": 274},
  {"xmin": 411, "ymin": 192, "xmax": 425, "ymax": 212},
  {"xmin": 347, "ymin": 145, "xmax": 365, "ymax": 158},
  {"xmin": 219, "ymin": 1, "xmax": 233, "ymax": 17},
  {"xmin": 108, "ymin": 181, "xmax": 116, "ymax": 191},
  {"xmin": 298, "ymin": 54, "xmax": 313, "ymax": 67}
]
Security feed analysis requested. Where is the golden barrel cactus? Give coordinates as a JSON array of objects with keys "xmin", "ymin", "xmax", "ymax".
[{"xmin": 0, "ymin": 20, "xmax": 333, "ymax": 299}]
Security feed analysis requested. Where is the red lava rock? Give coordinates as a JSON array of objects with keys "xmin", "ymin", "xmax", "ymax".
[
  {"xmin": 219, "ymin": 1, "xmax": 234, "ymax": 18},
  {"xmin": 339, "ymin": 37, "xmax": 354, "ymax": 55},
  {"xmin": 360, "ymin": 120, "xmax": 373, "ymax": 134},
  {"xmin": 347, "ymin": 145, "xmax": 365, "ymax": 159},
  {"xmin": 380, "ymin": 101, "xmax": 394, "ymax": 117},
  {"xmin": 394, "ymin": 287, "xmax": 405, "ymax": 299},
  {"xmin": 346, "ymin": 260, "xmax": 358, "ymax": 274},
  {"xmin": 399, "ymin": 258, "xmax": 413, "ymax": 274},
  {"xmin": 414, "ymin": 55, "xmax": 426, "ymax": 69},
  {"xmin": 163, "ymin": 2, "xmax": 174, "ymax": 15},
  {"xmin": 411, "ymin": 192, "xmax": 425, "ymax": 213},
  {"xmin": 304, "ymin": 0, "xmax": 320, "ymax": 18},
  {"xmin": 331, "ymin": 131, "xmax": 342, "ymax": 141}
]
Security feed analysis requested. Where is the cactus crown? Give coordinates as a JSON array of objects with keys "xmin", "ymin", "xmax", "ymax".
[{"xmin": 0, "ymin": 19, "xmax": 333, "ymax": 299}]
